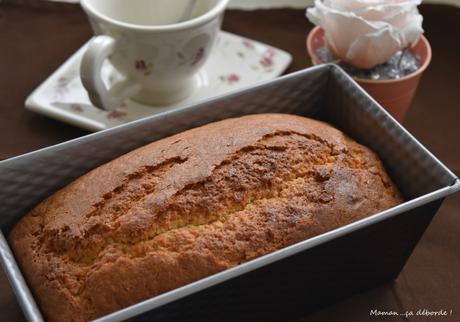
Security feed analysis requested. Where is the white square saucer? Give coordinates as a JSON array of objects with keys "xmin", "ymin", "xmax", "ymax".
[{"xmin": 25, "ymin": 31, "xmax": 292, "ymax": 131}]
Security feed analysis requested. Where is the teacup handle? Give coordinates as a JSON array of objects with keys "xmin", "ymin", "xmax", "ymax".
[{"xmin": 80, "ymin": 35, "xmax": 141, "ymax": 111}]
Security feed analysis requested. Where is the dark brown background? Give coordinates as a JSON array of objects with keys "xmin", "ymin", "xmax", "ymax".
[{"xmin": 0, "ymin": 3, "xmax": 459, "ymax": 322}]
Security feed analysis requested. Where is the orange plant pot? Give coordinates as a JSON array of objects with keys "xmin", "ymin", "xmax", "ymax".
[{"xmin": 306, "ymin": 26, "xmax": 432, "ymax": 122}]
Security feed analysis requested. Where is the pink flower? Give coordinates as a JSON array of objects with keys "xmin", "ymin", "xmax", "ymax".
[
  {"xmin": 192, "ymin": 47, "xmax": 205, "ymax": 66},
  {"xmin": 260, "ymin": 56, "xmax": 273, "ymax": 67},
  {"xmin": 242, "ymin": 39, "xmax": 255, "ymax": 49},
  {"xmin": 70, "ymin": 104, "xmax": 83, "ymax": 112},
  {"xmin": 107, "ymin": 110, "xmax": 127, "ymax": 120},
  {"xmin": 260, "ymin": 48, "xmax": 276, "ymax": 67},
  {"xmin": 265, "ymin": 48, "xmax": 275, "ymax": 58},
  {"xmin": 219, "ymin": 73, "xmax": 241, "ymax": 84},
  {"xmin": 135, "ymin": 60, "xmax": 146, "ymax": 70},
  {"xmin": 227, "ymin": 73, "xmax": 240, "ymax": 83}
]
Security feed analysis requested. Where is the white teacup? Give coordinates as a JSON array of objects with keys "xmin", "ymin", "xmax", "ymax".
[{"xmin": 80, "ymin": 0, "xmax": 228, "ymax": 110}]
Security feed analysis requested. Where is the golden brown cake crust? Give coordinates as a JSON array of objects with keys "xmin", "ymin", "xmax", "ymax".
[{"xmin": 9, "ymin": 114, "xmax": 403, "ymax": 322}]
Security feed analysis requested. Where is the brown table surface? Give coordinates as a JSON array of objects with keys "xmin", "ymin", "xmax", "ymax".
[{"xmin": 1, "ymin": 3, "xmax": 459, "ymax": 322}]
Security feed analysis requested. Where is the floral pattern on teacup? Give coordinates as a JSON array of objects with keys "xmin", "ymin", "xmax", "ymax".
[
  {"xmin": 45, "ymin": 32, "xmax": 290, "ymax": 131},
  {"xmin": 135, "ymin": 60, "xmax": 153, "ymax": 76},
  {"xmin": 176, "ymin": 47, "xmax": 206, "ymax": 67},
  {"xmin": 192, "ymin": 47, "xmax": 205, "ymax": 66}
]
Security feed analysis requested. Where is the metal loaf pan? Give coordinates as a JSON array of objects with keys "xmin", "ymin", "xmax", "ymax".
[{"xmin": 0, "ymin": 64, "xmax": 458, "ymax": 322}]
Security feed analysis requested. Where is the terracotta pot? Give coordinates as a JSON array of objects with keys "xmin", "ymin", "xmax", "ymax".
[{"xmin": 306, "ymin": 26, "xmax": 432, "ymax": 122}]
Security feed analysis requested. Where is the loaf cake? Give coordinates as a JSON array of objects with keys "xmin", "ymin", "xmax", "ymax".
[{"xmin": 9, "ymin": 114, "xmax": 403, "ymax": 322}]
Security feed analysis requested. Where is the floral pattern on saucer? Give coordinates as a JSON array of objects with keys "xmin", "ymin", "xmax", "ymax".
[{"xmin": 26, "ymin": 31, "xmax": 292, "ymax": 132}]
